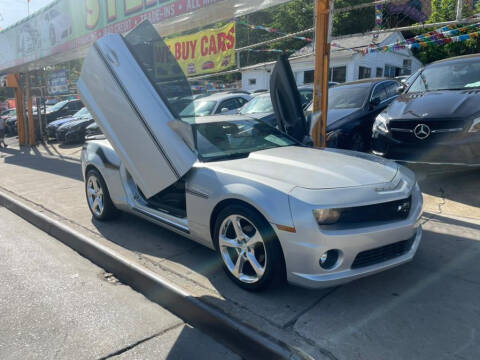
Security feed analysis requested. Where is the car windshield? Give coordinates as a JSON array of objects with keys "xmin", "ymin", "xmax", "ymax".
[
  {"xmin": 48, "ymin": 100, "xmax": 68, "ymax": 111},
  {"xmin": 328, "ymin": 84, "xmax": 370, "ymax": 109},
  {"xmin": 192, "ymin": 119, "xmax": 297, "ymax": 161},
  {"xmin": 408, "ymin": 60, "xmax": 480, "ymax": 92},
  {"xmin": 180, "ymin": 100, "xmax": 216, "ymax": 117},
  {"xmin": 239, "ymin": 95, "xmax": 273, "ymax": 114},
  {"xmin": 74, "ymin": 107, "xmax": 90, "ymax": 118}
]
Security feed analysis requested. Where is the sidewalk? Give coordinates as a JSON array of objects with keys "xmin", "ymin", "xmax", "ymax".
[{"xmin": 1, "ymin": 138, "xmax": 480, "ymax": 359}]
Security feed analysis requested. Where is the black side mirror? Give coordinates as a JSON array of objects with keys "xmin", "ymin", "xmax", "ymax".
[{"xmin": 370, "ymin": 97, "xmax": 381, "ymax": 107}]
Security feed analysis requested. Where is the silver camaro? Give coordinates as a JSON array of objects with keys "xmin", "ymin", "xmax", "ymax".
[{"xmin": 78, "ymin": 22, "xmax": 423, "ymax": 291}]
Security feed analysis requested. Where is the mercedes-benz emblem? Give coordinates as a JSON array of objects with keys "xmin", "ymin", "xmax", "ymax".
[{"xmin": 413, "ymin": 123, "xmax": 431, "ymax": 140}]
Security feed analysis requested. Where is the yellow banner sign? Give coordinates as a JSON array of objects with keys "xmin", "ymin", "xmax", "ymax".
[{"xmin": 165, "ymin": 22, "xmax": 236, "ymax": 77}]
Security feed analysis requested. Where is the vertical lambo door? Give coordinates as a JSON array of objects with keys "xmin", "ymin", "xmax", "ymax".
[{"xmin": 78, "ymin": 21, "xmax": 197, "ymax": 199}]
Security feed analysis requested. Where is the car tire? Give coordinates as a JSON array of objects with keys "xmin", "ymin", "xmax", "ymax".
[
  {"xmin": 351, "ymin": 132, "xmax": 366, "ymax": 152},
  {"xmin": 85, "ymin": 168, "xmax": 120, "ymax": 221},
  {"xmin": 214, "ymin": 204, "xmax": 285, "ymax": 291}
]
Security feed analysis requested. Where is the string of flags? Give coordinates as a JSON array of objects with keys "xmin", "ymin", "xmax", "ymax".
[
  {"xmin": 236, "ymin": 19, "xmax": 313, "ymax": 42},
  {"xmin": 362, "ymin": 22, "xmax": 480, "ymax": 55}
]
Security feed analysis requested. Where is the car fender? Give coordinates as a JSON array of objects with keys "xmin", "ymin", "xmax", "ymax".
[{"xmin": 82, "ymin": 142, "xmax": 126, "ymax": 206}]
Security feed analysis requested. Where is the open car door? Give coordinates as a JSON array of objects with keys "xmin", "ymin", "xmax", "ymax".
[
  {"xmin": 270, "ymin": 55, "xmax": 308, "ymax": 143},
  {"xmin": 78, "ymin": 21, "xmax": 197, "ymax": 199}
]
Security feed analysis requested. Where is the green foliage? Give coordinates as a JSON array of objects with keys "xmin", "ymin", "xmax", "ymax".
[
  {"xmin": 332, "ymin": 0, "xmax": 375, "ymax": 36},
  {"xmin": 415, "ymin": 0, "xmax": 480, "ymax": 64}
]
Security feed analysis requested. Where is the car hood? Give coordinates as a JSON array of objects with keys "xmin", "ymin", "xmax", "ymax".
[
  {"xmin": 327, "ymin": 108, "xmax": 360, "ymax": 126},
  {"xmin": 59, "ymin": 118, "xmax": 92, "ymax": 130},
  {"xmin": 387, "ymin": 90, "xmax": 480, "ymax": 119},
  {"xmin": 47, "ymin": 116, "xmax": 76, "ymax": 128},
  {"xmin": 204, "ymin": 146, "xmax": 398, "ymax": 191}
]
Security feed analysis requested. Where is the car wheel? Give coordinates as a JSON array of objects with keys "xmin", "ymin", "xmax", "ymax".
[
  {"xmin": 214, "ymin": 204, "xmax": 285, "ymax": 291},
  {"xmin": 85, "ymin": 169, "xmax": 119, "ymax": 221},
  {"xmin": 351, "ymin": 133, "xmax": 366, "ymax": 152}
]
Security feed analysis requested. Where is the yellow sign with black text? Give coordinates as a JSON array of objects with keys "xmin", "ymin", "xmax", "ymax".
[{"xmin": 164, "ymin": 22, "xmax": 236, "ymax": 77}]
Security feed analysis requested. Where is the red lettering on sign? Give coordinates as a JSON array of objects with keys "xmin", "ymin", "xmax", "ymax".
[
  {"xmin": 175, "ymin": 43, "xmax": 182, "ymax": 60},
  {"xmin": 201, "ymin": 36, "xmax": 208, "ymax": 56},
  {"xmin": 209, "ymin": 35, "xmax": 217, "ymax": 55},
  {"xmin": 181, "ymin": 42, "xmax": 190, "ymax": 60},
  {"xmin": 217, "ymin": 32, "xmax": 226, "ymax": 52},
  {"xmin": 190, "ymin": 40, "xmax": 198, "ymax": 59},
  {"xmin": 226, "ymin": 25, "xmax": 235, "ymax": 49}
]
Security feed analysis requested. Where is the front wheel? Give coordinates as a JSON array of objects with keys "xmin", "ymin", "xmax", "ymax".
[
  {"xmin": 214, "ymin": 204, "xmax": 285, "ymax": 291},
  {"xmin": 85, "ymin": 169, "xmax": 119, "ymax": 221}
]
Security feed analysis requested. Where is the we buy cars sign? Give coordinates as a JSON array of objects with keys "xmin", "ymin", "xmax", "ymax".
[{"xmin": 163, "ymin": 22, "xmax": 235, "ymax": 76}]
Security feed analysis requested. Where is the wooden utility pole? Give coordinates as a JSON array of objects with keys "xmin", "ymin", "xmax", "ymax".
[
  {"xmin": 312, "ymin": 0, "xmax": 333, "ymax": 148},
  {"xmin": 25, "ymin": 71, "xmax": 36, "ymax": 146},
  {"xmin": 6, "ymin": 74, "xmax": 27, "ymax": 145}
]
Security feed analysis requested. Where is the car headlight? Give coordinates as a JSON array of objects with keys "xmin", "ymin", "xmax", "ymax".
[
  {"xmin": 373, "ymin": 113, "xmax": 389, "ymax": 133},
  {"xmin": 468, "ymin": 117, "xmax": 480, "ymax": 133},
  {"xmin": 313, "ymin": 208, "xmax": 342, "ymax": 225}
]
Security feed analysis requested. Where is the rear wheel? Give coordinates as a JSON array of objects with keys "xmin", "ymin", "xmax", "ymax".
[
  {"xmin": 214, "ymin": 204, "xmax": 285, "ymax": 291},
  {"xmin": 85, "ymin": 169, "xmax": 119, "ymax": 221}
]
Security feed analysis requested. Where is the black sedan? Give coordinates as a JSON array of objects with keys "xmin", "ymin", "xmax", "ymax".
[
  {"xmin": 372, "ymin": 54, "xmax": 480, "ymax": 165},
  {"xmin": 307, "ymin": 79, "xmax": 401, "ymax": 151},
  {"xmin": 45, "ymin": 99, "xmax": 84, "ymax": 123},
  {"xmin": 56, "ymin": 118, "xmax": 94, "ymax": 144}
]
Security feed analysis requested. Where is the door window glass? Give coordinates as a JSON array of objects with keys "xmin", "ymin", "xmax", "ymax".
[
  {"xmin": 384, "ymin": 81, "xmax": 399, "ymax": 97},
  {"xmin": 123, "ymin": 21, "xmax": 194, "ymax": 120},
  {"xmin": 217, "ymin": 98, "xmax": 240, "ymax": 113},
  {"xmin": 371, "ymin": 83, "xmax": 387, "ymax": 102}
]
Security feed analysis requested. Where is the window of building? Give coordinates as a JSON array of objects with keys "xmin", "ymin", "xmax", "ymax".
[
  {"xmin": 330, "ymin": 66, "xmax": 347, "ymax": 83},
  {"xmin": 403, "ymin": 59, "xmax": 412, "ymax": 75},
  {"xmin": 248, "ymin": 79, "xmax": 256, "ymax": 86},
  {"xmin": 304, "ymin": 70, "xmax": 315, "ymax": 84},
  {"xmin": 359, "ymin": 66, "xmax": 371, "ymax": 79},
  {"xmin": 376, "ymin": 67, "xmax": 383, "ymax": 77},
  {"xmin": 384, "ymin": 64, "xmax": 401, "ymax": 78}
]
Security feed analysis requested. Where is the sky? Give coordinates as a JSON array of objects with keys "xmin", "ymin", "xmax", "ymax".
[{"xmin": 0, "ymin": 0, "xmax": 53, "ymax": 30}]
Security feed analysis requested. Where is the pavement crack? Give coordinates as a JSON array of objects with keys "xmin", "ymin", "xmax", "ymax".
[
  {"xmin": 96, "ymin": 322, "xmax": 184, "ymax": 360},
  {"xmin": 282, "ymin": 287, "xmax": 339, "ymax": 330}
]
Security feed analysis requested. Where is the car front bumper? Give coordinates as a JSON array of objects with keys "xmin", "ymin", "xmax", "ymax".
[
  {"xmin": 277, "ymin": 174, "xmax": 423, "ymax": 289},
  {"xmin": 372, "ymin": 130, "xmax": 480, "ymax": 165}
]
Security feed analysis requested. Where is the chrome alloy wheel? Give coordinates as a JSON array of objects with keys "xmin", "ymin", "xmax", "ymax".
[
  {"xmin": 219, "ymin": 215, "xmax": 267, "ymax": 284},
  {"xmin": 87, "ymin": 175, "xmax": 104, "ymax": 217}
]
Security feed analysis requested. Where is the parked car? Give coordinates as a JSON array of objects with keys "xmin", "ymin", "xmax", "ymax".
[
  {"xmin": 56, "ymin": 117, "xmax": 94, "ymax": 144},
  {"xmin": 372, "ymin": 54, "xmax": 480, "ymax": 165},
  {"xmin": 179, "ymin": 93, "xmax": 251, "ymax": 117},
  {"xmin": 306, "ymin": 79, "xmax": 401, "ymax": 151},
  {"xmin": 78, "ymin": 22, "xmax": 422, "ymax": 291},
  {"xmin": 45, "ymin": 99, "xmax": 83, "ymax": 123},
  {"xmin": 85, "ymin": 122, "xmax": 103, "ymax": 138},
  {"xmin": 46, "ymin": 107, "xmax": 91, "ymax": 139},
  {"xmin": 238, "ymin": 92, "xmax": 276, "ymax": 127}
]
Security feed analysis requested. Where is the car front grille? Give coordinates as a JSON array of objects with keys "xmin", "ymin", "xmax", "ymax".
[
  {"xmin": 336, "ymin": 196, "xmax": 412, "ymax": 225},
  {"xmin": 388, "ymin": 119, "xmax": 467, "ymax": 143},
  {"xmin": 351, "ymin": 237, "xmax": 415, "ymax": 269}
]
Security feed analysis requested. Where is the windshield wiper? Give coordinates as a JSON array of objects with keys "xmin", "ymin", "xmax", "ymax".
[{"xmin": 204, "ymin": 152, "xmax": 250, "ymax": 162}]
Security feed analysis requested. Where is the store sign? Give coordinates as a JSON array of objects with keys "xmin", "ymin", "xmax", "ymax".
[
  {"xmin": 0, "ymin": 0, "xmax": 292, "ymax": 73},
  {"xmin": 47, "ymin": 70, "xmax": 68, "ymax": 95},
  {"xmin": 164, "ymin": 22, "xmax": 235, "ymax": 76}
]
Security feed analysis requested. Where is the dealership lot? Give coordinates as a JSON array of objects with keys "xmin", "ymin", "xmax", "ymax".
[{"xmin": 0, "ymin": 139, "xmax": 479, "ymax": 359}]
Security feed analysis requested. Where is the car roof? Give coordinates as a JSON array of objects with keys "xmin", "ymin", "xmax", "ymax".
[
  {"xmin": 194, "ymin": 93, "xmax": 251, "ymax": 102},
  {"xmin": 334, "ymin": 78, "xmax": 396, "ymax": 88},
  {"xmin": 186, "ymin": 114, "xmax": 255, "ymax": 124},
  {"xmin": 431, "ymin": 53, "xmax": 480, "ymax": 65}
]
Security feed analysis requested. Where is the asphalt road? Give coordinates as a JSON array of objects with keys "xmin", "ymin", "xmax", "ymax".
[{"xmin": 0, "ymin": 207, "xmax": 240, "ymax": 360}]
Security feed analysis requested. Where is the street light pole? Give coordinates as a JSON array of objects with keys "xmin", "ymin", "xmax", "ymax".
[{"xmin": 312, "ymin": 0, "xmax": 333, "ymax": 148}]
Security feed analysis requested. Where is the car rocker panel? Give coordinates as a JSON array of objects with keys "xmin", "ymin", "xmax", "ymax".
[{"xmin": 79, "ymin": 21, "xmax": 423, "ymax": 290}]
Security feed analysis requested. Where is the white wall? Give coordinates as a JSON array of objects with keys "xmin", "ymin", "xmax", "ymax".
[{"xmin": 242, "ymin": 69, "xmax": 272, "ymax": 91}]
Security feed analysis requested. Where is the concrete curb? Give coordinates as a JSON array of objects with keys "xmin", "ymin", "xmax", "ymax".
[{"xmin": 0, "ymin": 190, "xmax": 307, "ymax": 360}]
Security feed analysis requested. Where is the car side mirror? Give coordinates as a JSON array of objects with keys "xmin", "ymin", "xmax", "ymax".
[
  {"xmin": 221, "ymin": 107, "xmax": 229, "ymax": 113},
  {"xmin": 397, "ymin": 85, "xmax": 406, "ymax": 94},
  {"xmin": 370, "ymin": 97, "xmax": 381, "ymax": 107}
]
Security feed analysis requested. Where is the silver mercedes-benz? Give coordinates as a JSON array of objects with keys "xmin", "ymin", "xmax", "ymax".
[{"xmin": 78, "ymin": 21, "xmax": 423, "ymax": 291}]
